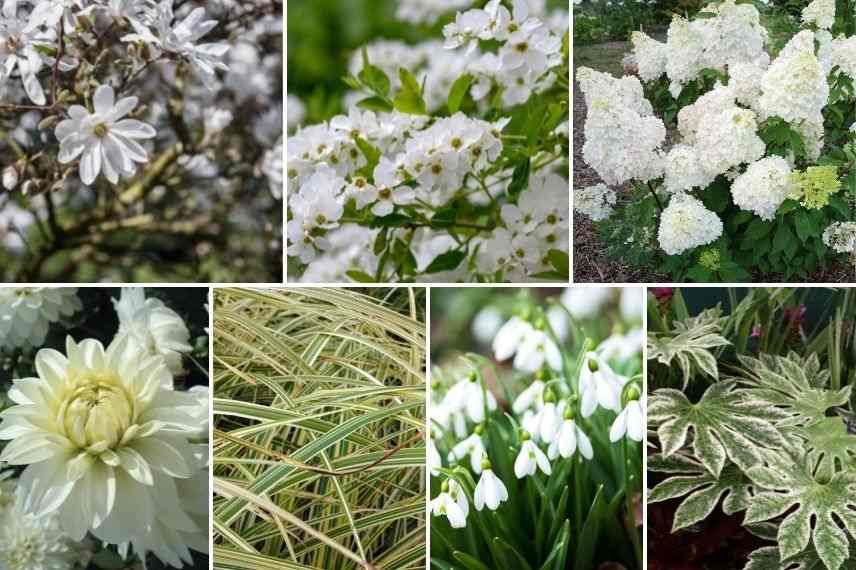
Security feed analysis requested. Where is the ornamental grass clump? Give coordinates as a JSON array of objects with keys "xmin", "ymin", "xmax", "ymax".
[
  {"xmin": 430, "ymin": 287, "xmax": 644, "ymax": 569},
  {"xmin": 647, "ymin": 288, "xmax": 856, "ymax": 570},
  {"xmin": 212, "ymin": 287, "xmax": 426, "ymax": 570},
  {"xmin": 575, "ymin": 0, "xmax": 856, "ymax": 281}
]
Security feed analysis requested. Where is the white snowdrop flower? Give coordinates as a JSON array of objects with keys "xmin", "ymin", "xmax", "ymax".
[
  {"xmin": 598, "ymin": 328, "xmax": 643, "ymax": 363},
  {"xmin": 0, "ymin": 288, "xmax": 81, "ymax": 350},
  {"xmin": 0, "ymin": 486, "xmax": 74, "ymax": 570},
  {"xmin": 473, "ymin": 459, "xmax": 508, "ymax": 511},
  {"xmin": 574, "ymin": 183, "xmax": 617, "ymax": 221},
  {"xmin": 512, "ymin": 380, "xmax": 545, "ymax": 414},
  {"xmin": 444, "ymin": 374, "xmax": 498, "ymax": 424},
  {"xmin": 123, "ymin": 3, "xmax": 230, "ymax": 88},
  {"xmin": 0, "ymin": 336, "xmax": 208, "ymax": 565},
  {"xmin": 112, "ymin": 287, "xmax": 193, "ymax": 375},
  {"xmin": 657, "ymin": 194, "xmax": 723, "ymax": 255},
  {"xmin": 492, "ymin": 316, "xmax": 535, "ymax": 361},
  {"xmin": 822, "ymin": 221, "xmax": 856, "ymax": 254},
  {"xmin": 430, "ymin": 479, "xmax": 469, "ymax": 528},
  {"xmin": 548, "ymin": 411, "xmax": 593, "ymax": 460},
  {"xmin": 532, "ymin": 394, "xmax": 561, "ymax": 443},
  {"xmin": 514, "ymin": 329, "xmax": 562, "ymax": 373},
  {"xmin": 730, "ymin": 156, "xmax": 793, "ymax": 221},
  {"xmin": 662, "ymin": 145, "xmax": 714, "ymax": 194},
  {"xmin": 558, "ymin": 287, "xmax": 613, "ymax": 321},
  {"xmin": 428, "ymin": 437, "xmax": 442, "ymax": 476},
  {"xmin": 471, "ymin": 307, "xmax": 505, "ymax": 345},
  {"xmin": 0, "ymin": 0, "xmax": 51, "ymax": 104},
  {"xmin": 619, "ymin": 288, "xmax": 644, "ymax": 322},
  {"xmin": 630, "ymin": 31, "xmax": 667, "ymax": 82},
  {"xmin": 55, "ymin": 85, "xmax": 156, "ymax": 186},
  {"xmin": 514, "ymin": 435, "xmax": 552, "ymax": 478},
  {"xmin": 579, "ymin": 353, "xmax": 625, "ymax": 417},
  {"xmin": 694, "ymin": 107, "xmax": 765, "ymax": 178},
  {"xmin": 802, "ymin": 0, "xmax": 835, "ymax": 30},
  {"xmin": 610, "ymin": 392, "xmax": 644, "ymax": 443},
  {"xmin": 448, "ymin": 433, "xmax": 486, "ymax": 474}
]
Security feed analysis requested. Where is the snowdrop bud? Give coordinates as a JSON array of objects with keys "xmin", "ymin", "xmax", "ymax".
[
  {"xmin": 543, "ymin": 388, "xmax": 556, "ymax": 403},
  {"xmin": 480, "ymin": 456, "xmax": 492, "ymax": 471},
  {"xmin": 625, "ymin": 384, "xmax": 641, "ymax": 404},
  {"xmin": 2, "ymin": 166, "xmax": 19, "ymax": 191},
  {"xmin": 441, "ymin": 479, "xmax": 450, "ymax": 493},
  {"xmin": 38, "ymin": 115, "xmax": 59, "ymax": 130},
  {"xmin": 588, "ymin": 358, "xmax": 599, "ymax": 372},
  {"xmin": 563, "ymin": 404, "xmax": 575, "ymax": 420},
  {"xmin": 519, "ymin": 429, "xmax": 531, "ymax": 441},
  {"xmin": 474, "ymin": 423, "xmax": 485, "ymax": 435}
]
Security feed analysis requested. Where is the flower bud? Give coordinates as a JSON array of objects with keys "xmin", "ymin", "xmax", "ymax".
[{"xmin": 2, "ymin": 166, "xmax": 18, "ymax": 191}]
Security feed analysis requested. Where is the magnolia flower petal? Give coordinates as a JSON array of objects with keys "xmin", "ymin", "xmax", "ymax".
[{"xmin": 93, "ymin": 84, "xmax": 116, "ymax": 115}]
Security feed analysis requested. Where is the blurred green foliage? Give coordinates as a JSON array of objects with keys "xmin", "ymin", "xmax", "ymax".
[{"xmin": 288, "ymin": 0, "xmax": 567, "ymax": 123}]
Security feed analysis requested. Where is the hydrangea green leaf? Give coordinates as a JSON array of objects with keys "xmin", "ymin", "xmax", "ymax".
[
  {"xmin": 647, "ymin": 308, "xmax": 731, "ymax": 387},
  {"xmin": 649, "ymin": 458, "xmax": 753, "ymax": 532},
  {"xmin": 648, "ymin": 381, "xmax": 785, "ymax": 477},
  {"xmin": 744, "ymin": 450, "xmax": 856, "ymax": 570}
]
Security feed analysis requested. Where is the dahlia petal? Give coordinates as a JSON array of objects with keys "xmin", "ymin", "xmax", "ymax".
[
  {"xmin": 132, "ymin": 437, "xmax": 193, "ymax": 478},
  {"xmin": 58, "ymin": 482, "xmax": 90, "ymax": 541},
  {"xmin": 83, "ymin": 461, "xmax": 116, "ymax": 528},
  {"xmin": 18, "ymin": 452, "xmax": 75, "ymax": 516},
  {"xmin": 90, "ymin": 469, "xmax": 154, "ymax": 544},
  {"xmin": 34, "ymin": 348, "xmax": 69, "ymax": 392},
  {"xmin": 117, "ymin": 447, "xmax": 154, "ymax": 486},
  {"xmin": 0, "ymin": 433, "xmax": 68, "ymax": 464},
  {"xmin": 67, "ymin": 451, "xmax": 95, "ymax": 482}
]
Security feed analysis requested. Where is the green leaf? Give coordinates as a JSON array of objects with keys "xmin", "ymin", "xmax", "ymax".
[
  {"xmin": 447, "ymin": 73, "xmax": 474, "ymax": 114},
  {"xmin": 346, "ymin": 270, "xmax": 376, "ymax": 283},
  {"xmin": 794, "ymin": 210, "xmax": 818, "ymax": 243},
  {"xmin": 430, "ymin": 206, "xmax": 457, "ymax": 228},
  {"xmin": 358, "ymin": 49, "xmax": 391, "ymax": 97},
  {"xmin": 745, "ymin": 218, "xmax": 774, "ymax": 240},
  {"xmin": 507, "ymin": 159, "xmax": 531, "ymax": 201},
  {"xmin": 452, "ymin": 551, "xmax": 491, "ymax": 570},
  {"xmin": 648, "ymin": 381, "xmax": 786, "ymax": 477},
  {"xmin": 646, "ymin": 308, "xmax": 731, "ymax": 386},
  {"xmin": 574, "ymin": 485, "xmax": 606, "ymax": 569},
  {"xmin": 356, "ymin": 96, "xmax": 394, "ymax": 113},
  {"xmin": 744, "ymin": 448, "xmax": 856, "ymax": 570},
  {"xmin": 370, "ymin": 213, "xmax": 411, "ymax": 228},
  {"xmin": 547, "ymin": 249, "xmax": 569, "ymax": 277},
  {"xmin": 773, "ymin": 224, "xmax": 796, "ymax": 254},
  {"xmin": 649, "ymin": 460, "xmax": 753, "ymax": 531},
  {"xmin": 354, "ymin": 136, "xmax": 382, "ymax": 170},
  {"xmin": 394, "ymin": 68, "xmax": 427, "ymax": 115},
  {"xmin": 424, "ymin": 250, "xmax": 466, "ymax": 273}
]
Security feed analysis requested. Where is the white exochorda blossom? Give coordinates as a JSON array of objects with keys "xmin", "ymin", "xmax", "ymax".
[
  {"xmin": 0, "ymin": 335, "xmax": 208, "ymax": 567},
  {"xmin": 112, "ymin": 287, "xmax": 193, "ymax": 375},
  {"xmin": 0, "ymin": 288, "xmax": 81, "ymax": 350},
  {"xmin": 657, "ymin": 194, "xmax": 723, "ymax": 256},
  {"xmin": 55, "ymin": 84, "xmax": 157, "ymax": 186},
  {"xmin": 0, "ymin": 0, "xmax": 52, "ymax": 105},
  {"xmin": 730, "ymin": 156, "xmax": 793, "ymax": 220},
  {"xmin": 514, "ymin": 436, "xmax": 551, "ymax": 478},
  {"xmin": 122, "ymin": 2, "xmax": 230, "ymax": 89},
  {"xmin": 0, "ymin": 482, "xmax": 75, "ymax": 570}
]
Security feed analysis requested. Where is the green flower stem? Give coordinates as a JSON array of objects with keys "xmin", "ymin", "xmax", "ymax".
[{"xmin": 623, "ymin": 438, "xmax": 643, "ymax": 569}]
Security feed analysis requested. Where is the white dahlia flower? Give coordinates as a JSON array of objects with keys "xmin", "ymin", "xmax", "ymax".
[
  {"xmin": 0, "ymin": 478, "xmax": 76, "ymax": 570},
  {"xmin": 730, "ymin": 156, "xmax": 793, "ymax": 220},
  {"xmin": 113, "ymin": 287, "xmax": 193, "ymax": 375},
  {"xmin": 0, "ymin": 288, "xmax": 82, "ymax": 350},
  {"xmin": 0, "ymin": 336, "xmax": 208, "ymax": 567},
  {"xmin": 658, "ymin": 194, "xmax": 723, "ymax": 255}
]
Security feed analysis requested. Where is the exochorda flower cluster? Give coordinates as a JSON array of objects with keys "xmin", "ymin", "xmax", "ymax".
[
  {"xmin": 0, "ymin": 287, "xmax": 208, "ymax": 568},
  {"xmin": 430, "ymin": 289, "xmax": 643, "ymax": 531}
]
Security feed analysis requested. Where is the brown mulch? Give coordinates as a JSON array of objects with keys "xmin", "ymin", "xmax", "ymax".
[{"xmin": 571, "ymin": 57, "xmax": 852, "ymax": 284}]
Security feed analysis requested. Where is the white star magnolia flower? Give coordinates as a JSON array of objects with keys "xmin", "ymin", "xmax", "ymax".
[
  {"xmin": 0, "ymin": 485, "xmax": 74, "ymax": 570},
  {"xmin": 56, "ymin": 84, "xmax": 156, "ymax": 186},
  {"xmin": 0, "ymin": 335, "xmax": 208, "ymax": 567},
  {"xmin": 0, "ymin": 288, "xmax": 82, "ymax": 350},
  {"xmin": 112, "ymin": 287, "xmax": 192, "ymax": 375},
  {"xmin": 473, "ymin": 467, "xmax": 508, "ymax": 511},
  {"xmin": 548, "ymin": 418, "xmax": 593, "ymax": 460},
  {"xmin": 610, "ymin": 397, "xmax": 644, "ymax": 443},
  {"xmin": 123, "ymin": 2, "xmax": 230, "ymax": 89},
  {"xmin": 514, "ymin": 439, "xmax": 551, "ymax": 478},
  {"xmin": 430, "ymin": 480, "xmax": 469, "ymax": 528},
  {"xmin": 0, "ymin": 0, "xmax": 52, "ymax": 105}
]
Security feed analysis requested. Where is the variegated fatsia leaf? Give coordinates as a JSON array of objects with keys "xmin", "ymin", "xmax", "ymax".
[
  {"xmin": 744, "ymin": 449, "xmax": 856, "ymax": 570},
  {"xmin": 648, "ymin": 382, "xmax": 786, "ymax": 477},
  {"xmin": 649, "ymin": 455, "xmax": 753, "ymax": 532},
  {"xmin": 744, "ymin": 544, "xmax": 856, "ymax": 570},
  {"xmin": 647, "ymin": 308, "xmax": 731, "ymax": 387},
  {"xmin": 735, "ymin": 353, "xmax": 851, "ymax": 426},
  {"xmin": 788, "ymin": 417, "xmax": 856, "ymax": 481}
]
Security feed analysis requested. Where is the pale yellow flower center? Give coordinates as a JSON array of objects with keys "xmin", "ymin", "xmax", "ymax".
[{"xmin": 59, "ymin": 373, "xmax": 133, "ymax": 449}]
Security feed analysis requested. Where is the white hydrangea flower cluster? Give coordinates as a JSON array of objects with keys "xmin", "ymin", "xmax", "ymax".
[
  {"xmin": 695, "ymin": 107, "xmax": 766, "ymax": 178},
  {"xmin": 730, "ymin": 156, "xmax": 794, "ymax": 220},
  {"xmin": 0, "ymin": 288, "xmax": 82, "ymax": 350},
  {"xmin": 801, "ymin": 0, "xmax": 835, "ymax": 30},
  {"xmin": 578, "ymin": 68, "xmax": 665, "ymax": 186},
  {"xmin": 574, "ymin": 183, "xmax": 617, "ymax": 221},
  {"xmin": 662, "ymin": 144, "xmax": 714, "ymax": 194},
  {"xmin": 430, "ymin": 288, "xmax": 643, "ymax": 530},
  {"xmin": 820, "ymin": 35, "xmax": 856, "ymax": 82},
  {"xmin": 657, "ymin": 194, "xmax": 723, "ymax": 255},
  {"xmin": 632, "ymin": 1, "xmax": 768, "ymax": 97},
  {"xmin": 822, "ymin": 221, "xmax": 856, "ymax": 253},
  {"xmin": 442, "ymin": 0, "xmax": 564, "ymax": 106}
]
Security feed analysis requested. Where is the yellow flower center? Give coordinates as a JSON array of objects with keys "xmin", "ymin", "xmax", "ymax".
[
  {"xmin": 59, "ymin": 373, "xmax": 133, "ymax": 450},
  {"xmin": 93, "ymin": 123, "xmax": 109, "ymax": 138}
]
